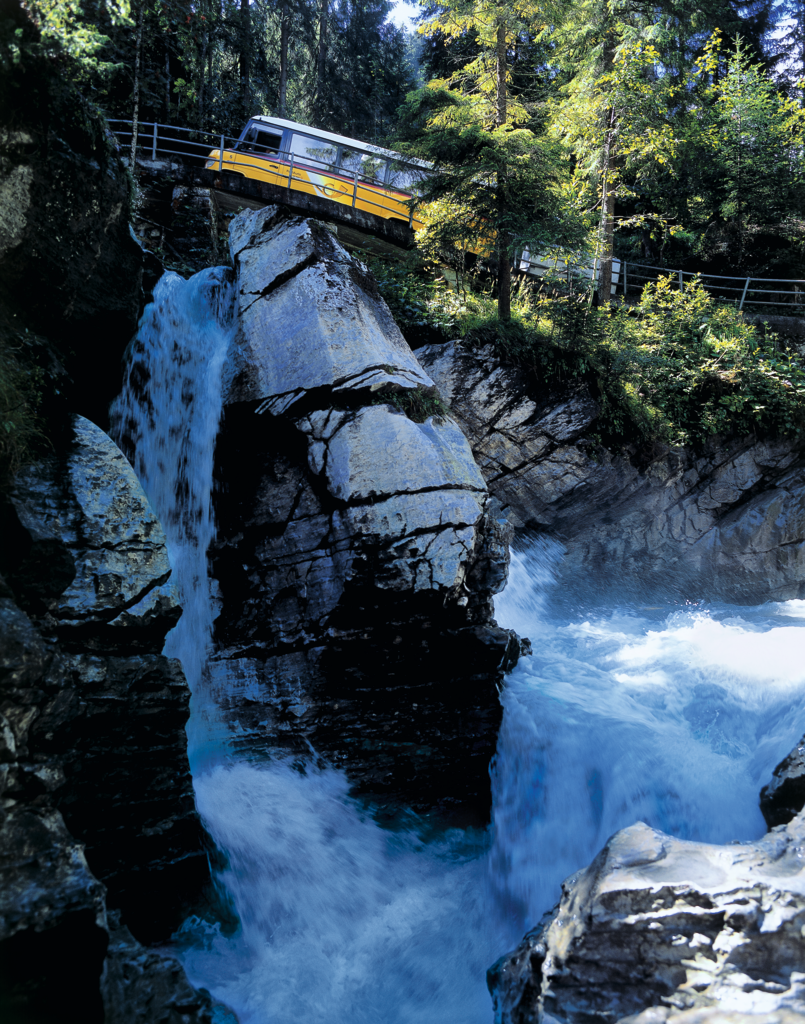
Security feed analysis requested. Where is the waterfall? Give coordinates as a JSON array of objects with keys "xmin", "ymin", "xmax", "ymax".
[
  {"xmin": 116, "ymin": 273, "xmax": 805, "ymax": 1023},
  {"xmin": 110, "ymin": 267, "xmax": 235, "ymax": 767}
]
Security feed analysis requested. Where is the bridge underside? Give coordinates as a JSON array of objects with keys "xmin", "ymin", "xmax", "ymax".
[{"xmin": 170, "ymin": 163, "xmax": 417, "ymax": 253}]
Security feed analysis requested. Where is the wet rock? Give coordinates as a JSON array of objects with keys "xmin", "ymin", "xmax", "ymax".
[
  {"xmin": 226, "ymin": 206, "xmax": 433, "ymax": 412},
  {"xmin": 0, "ymin": 805, "xmax": 105, "ymax": 941},
  {"xmin": 418, "ymin": 341, "xmax": 805, "ymax": 604},
  {"xmin": 489, "ymin": 815, "xmax": 805, "ymax": 1023},
  {"xmin": 760, "ymin": 735, "xmax": 805, "ymax": 828},
  {"xmin": 7, "ymin": 415, "xmax": 180, "ymax": 648},
  {"xmin": 1, "ymin": 416, "xmax": 205, "ymax": 942},
  {"xmin": 209, "ymin": 209, "xmax": 517, "ymax": 823},
  {"xmin": 620, "ymin": 1009, "xmax": 805, "ymax": 1024},
  {"xmin": 101, "ymin": 912, "xmax": 229, "ymax": 1024}
]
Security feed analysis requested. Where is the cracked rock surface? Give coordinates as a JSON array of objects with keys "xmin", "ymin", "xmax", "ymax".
[
  {"xmin": 210, "ymin": 207, "xmax": 519, "ymax": 823},
  {"xmin": 761, "ymin": 734, "xmax": 805, "ymax": 830},
  {"xmin": 8, "ymin": 415, "xmax": 180, "ymax": 643},
  {"xmin": 225, "ymin": 206, "xmax": 434, "ymax": 413},
  {"xmin": 489, "ymin": 813, "xmax": 805, "ymax": 1024},
  {"xmin": 0, "ymin": 418, "xmax": 216, "ymax": 1020},
  {"xmin": 418, "ymin": 341, "xmax": 805, "ymax": 604}
]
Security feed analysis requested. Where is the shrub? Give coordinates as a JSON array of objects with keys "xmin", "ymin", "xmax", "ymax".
[{"xmin": 368, "ymin": 257, "xmax": 805, "ymax": 449}]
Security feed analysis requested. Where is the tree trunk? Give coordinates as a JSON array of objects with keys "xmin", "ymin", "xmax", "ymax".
[
  {"xmin": 130, "ymin": 2, "xmax": 144, "ymax": 166},
  {"xmin": 278, "ymin": 0, "xmax": 290, "ymax": 117},
  {"xmin": 313, "ymin": 0, "xmax": 328, "ymax": 123},
  {"xmin": 596, "ymin": 30, "xmax": 616, "ymax": 306},
  {"xmin": 198, "ymin": 24, "xmax": 208, "ymax": 127},
  {"xmin": 162, "ymin": 38, "xmax": 168, "ymax": 118},
  {"xmin": 496, "ymin": 22, "xmax": 506, "ymax": 129},
  {"xmin": 240, "ymin": 0, "xmax": 250, "ymax": 117},
  {"xmin": 496, "ymin": 21, "xmax": 511, "ymax": 321},
  {"xmin": 597, "ymin": 113, "xmax": 615, "ymax": 305}
]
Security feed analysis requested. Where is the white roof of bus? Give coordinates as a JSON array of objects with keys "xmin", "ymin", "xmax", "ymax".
[{"xmin": 249, "ymin": 115, "xmax": 431, "ymax": 170}]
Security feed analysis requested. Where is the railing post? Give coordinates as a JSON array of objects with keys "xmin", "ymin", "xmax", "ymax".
[
  {"xmin": 352, "ymin": 170, "xmax": 358, "ymax": 208},
  {"xmin": 623, "ymin": 261, "xmax": 628, "ymax": 298},
  {"xmin": 219, "ymin": 135, "xmax": 224, "ymax": 172},
  {"xmin": 739, "ymin": 277, "xmax": 751, "ymax": 310},
  {"xmin": 287, "ymin": 153, "xmax": 294, "ymax": 189},
  {"xmin": 678, "ymin": 269, "xmax": 683, "ymax": 290},
  {"xmin": 152, "ymin": 122, "xmax": 157, "ymax": 161}
]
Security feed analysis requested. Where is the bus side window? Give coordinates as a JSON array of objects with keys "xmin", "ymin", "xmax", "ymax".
[
  {"xmin": 340, "ymin": 147, "xmax": 387, "ymax": 184},
  {"xmin": 290, "ymin": 133, "xmax": 338, "ymax": 170},
  {"xmin": 387, "ymin": 160, "xmax": 428, "ymax": 193}
]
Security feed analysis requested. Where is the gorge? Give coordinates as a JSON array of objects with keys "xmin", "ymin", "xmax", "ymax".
[
  {"xmin": 3, "ymin": 178, "xmax": 805, "ymax": 1024},
  {"xmin": 111, "ymin": 209, "xmax": 805, "ymax": 1020}
]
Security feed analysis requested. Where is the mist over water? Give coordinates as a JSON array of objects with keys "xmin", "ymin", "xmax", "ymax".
[{"xmin": 119, "ymin": 268, "xmax": 805, "ymax": 1024}]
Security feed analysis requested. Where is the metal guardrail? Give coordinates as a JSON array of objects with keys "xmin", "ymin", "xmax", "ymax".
[
  {"xmin": 109, "ymin": 119, "xmax": 417, "ymax": 226},
  {"xmin": 520, "ymin": 253, "xmax": 805, "ymax": 311},
  {"xmin": 622, "ymin": 262, "xmax": 805, "ymax": 310},
  {"xmin": 111, "ymin": 120, "xmax": 805, "ymax": 309}
]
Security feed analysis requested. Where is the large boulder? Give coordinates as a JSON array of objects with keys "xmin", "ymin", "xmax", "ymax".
[
  {"xmin": 0, "ymin": 411, "xmax": 223, "ymax": 1019},
  {"xmin": 208, "ymin": 206, "xmax": 519, "ymax": 822},
  {"xmin": 418, "ymin": 341, "xmax": 805, "ymax": 604},
  {"xmin": 488, "ymin": 815, "xmax": 805, "ymax": 1023},
  {"xmin": 1, "ymin": 415, "xmax": 205, "ymax": 942}
]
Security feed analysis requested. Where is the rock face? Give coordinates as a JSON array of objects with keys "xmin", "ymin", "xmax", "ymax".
[
  {"xmin": 0, "ymin": 416, "xmax": 215, "ymax": 1020},
  {"xmin": 489, "ymin": 813, "xmax": 805, "ymax": 1023},
  {"xmin": 0, "ymin": 14, "xmax": 143, "ymax": 427},
  {"xmin": 760, "ymin": 734, "xmax": 805, "ymax": 829},
  {"xmin": 210, "ymin": 206, "xmax": 519, "ymax": 823},
  {"xmin": 418, "ymin": 342, "xmax": 805, "ymax": 604}
]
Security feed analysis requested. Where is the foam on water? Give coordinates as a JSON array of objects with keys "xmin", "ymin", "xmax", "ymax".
[
  {"xmin": 110, "ymin": 268, "xmax": 235, "ymax": 767},
  {"xmin": 491, "ymin": 543, "xmax": 805, "ymax": 930},
  {"xmin": 178, "ymin": 548, "xmax": 805, "ymax": 1023},
  {"xmin": 178, "ymin": 761, "xmax": 506, "ymax": 1024},
  {"xmin": 117, "ymin": 271, "xmax": 805, "ymax": 1023}
]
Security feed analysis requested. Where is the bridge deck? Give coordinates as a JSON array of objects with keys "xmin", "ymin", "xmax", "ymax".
[{"xmin": 168, "ymin": 162, "xmax": 417, "ymax": 252}]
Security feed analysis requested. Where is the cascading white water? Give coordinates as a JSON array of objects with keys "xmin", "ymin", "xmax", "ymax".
[
  {"xmin": 490, "ymin": 541, "xmax": 805, "ymax": 932},
  {"xmin": 110, "ymin": 268, "xmax": 235, "ymax": 767},
  {"xmin": 118, "ymin": 272, "xmax": 805, "ymax": 1023}
]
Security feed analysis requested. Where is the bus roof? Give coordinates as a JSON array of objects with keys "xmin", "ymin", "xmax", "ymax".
[{"xmin": 249, "ymin": 115, "xmax": 431, "ymax": 171}]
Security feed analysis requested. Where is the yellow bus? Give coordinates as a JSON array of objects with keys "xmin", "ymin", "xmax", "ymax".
[{"xmin": 206, "ymin": 116, "xmax": 430, "ymax": 231}]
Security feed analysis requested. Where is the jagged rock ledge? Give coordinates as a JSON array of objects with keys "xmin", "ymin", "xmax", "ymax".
[
  {"xmin": 201, "ymin": 205, "xmax": 523, "ymax": 823},
  {"xmin": 0, "ymin": 417, "xmax": 223, "ymax": 1021},
  {"xmin": 418, "ymin": 341, "xmax": 805, "ymax": 605},
  {"xmin": 488, "ymin": 730, "xmax": 805, "ymax": 1024}
]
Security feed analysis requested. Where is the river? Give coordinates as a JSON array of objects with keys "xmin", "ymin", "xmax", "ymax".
[{"xmin": 114, "ymin": 269, "xmax": 805, "ymax": 1024}]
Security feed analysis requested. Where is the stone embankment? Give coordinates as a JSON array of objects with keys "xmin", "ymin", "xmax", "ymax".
[
  {"xmin": 0, "ymin": 417, "xmax": 220, "ymax": 1022},
  {"xmin": 488, "ymin": 731, "xmax": 805, "ymax": 1024},
  {"xmin": 206, "ymin": 206, "xmax": 521, "ymax": 822},
  {"xmin": 418, "ymin": 341, "xmax": 805, "ymax": 604}
]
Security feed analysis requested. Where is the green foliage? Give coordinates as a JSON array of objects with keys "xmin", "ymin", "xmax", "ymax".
[
  {"xmin": 371, "ymin": 260, "xmax": 805, "ymax": 448},
  {"xmin": 373, "ymin": 386, "xmax": 450, "ymax": 422},
  {"xmin": 360, "ymin": 251, "xmax": 463, "ymax": 338}
]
